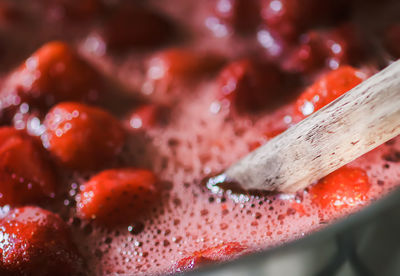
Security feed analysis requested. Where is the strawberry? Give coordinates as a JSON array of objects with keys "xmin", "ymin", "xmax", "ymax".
[
  {"xmin": 0, "ymin": 206, "xmax": 84, "ymax": 276},
  {"xmin": 213, "ymin": 0, "xmax": 261, "ymax": 33},
  {"xmin": 310, "ymin": 166, "xmax": 371, "ymax": 211},
  {"xmin": 101, "ymin": 3, "xmax": 173, "ymax": 50},
  {"xmin": 77, "ymin": 168, "xmax": 158, "ymax": 226},
  {"xmin": 0, "ymin": 127, "xmax": 56, "ymax": 206},
  {"xmin": 147, "ymin": 48, "xmax": 225, "ymax": 81},
  {"xmin": 128, "ymin": 104, "xmax": 168, "ymax": 130},
  {"xmin": 0, "ymin": 41, "xmax": 102, "ymax": 123},
  {"xmin": 294, "ymin": 66, "xmax": 366, "ymax": 119},
  {"xmin": 42, "ymin": 102, "xmax": 125, "ymax": 171},
  {"xmin": 217, "ymin": 59, "xmax": 285, "ymax": 113},
  {"xmin": 283, "ymin": 24, "xmax": 365, "ymax": 74},
  {"xmin": 175, "ymin": 242, "xmax": 246, "ymax": 272}
]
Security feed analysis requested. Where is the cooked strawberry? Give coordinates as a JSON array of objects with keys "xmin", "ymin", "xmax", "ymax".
[
  {"xmin": 310, "ymin": 166, "xmax": 371, "ymax": 211},
  {"xmin": 101, "ymin": 3, "xmax": 173, "ymax": 50},
  {"xmin": 0, "ymin": 127, "xmax": 56, "ymax": 206},
  {"xmin": 42, "ymin": 102, "xmax": 125, "ymax": 171},
  {"xmin": 283, "ymin": 24, "xmax": 365, "ymax": 74},
  {"xmin": 147, "ymin": 48, "xmax": 225, "ymax": 81},
  {"xmin": 294, "ymin": 66, "xmax": 366, "ymax": 119},
  {"xmin": 128, "ymin": 104, "xmax": 169, "ymax": 130},
  {"xmin": 77, "ymin": 168, "xmax": 158, "ymax": 226},
  {"xmin": 175, "ymin": 242, "xmax": 246, "ymax": 272},
  {"xmin": 0, "ymin": 206, "xmax": 84, "ymax": 276},
  {"xmin": 213, "ymin": 0, "xmax": 261, "ymax": 33},
  {"xmin": 0, "ymin": 41, "xmax": 102, "ymax": 123},
  {"xmin": 383, "ymin": 23, "xmax": 400, "ymax": 59},
  {"xmin": 217, "ymin": 59, "xmax": 285, "ymax": 113}
]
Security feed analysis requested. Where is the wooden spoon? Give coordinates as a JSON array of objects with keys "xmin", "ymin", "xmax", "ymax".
[{"xmin": 211, "ymin": 60, "xmax": 400, "ymax": 193}]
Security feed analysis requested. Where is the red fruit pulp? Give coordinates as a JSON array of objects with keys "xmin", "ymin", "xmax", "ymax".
[
  {"xmin": 310, "ymin": 167, "xmax": 371, "ymax": 211},
  {"xmin": 77, "ymin": 168, "xmax": 158, "ymax": 226},
  {"xmin": 0, "ymin": 127, "xmax": 56, "ymax": 206},
  {"xmin": 294, "ymin": 66, "xmax": 366, "ymax": 119},
  {"xmin": 42, "ymin": 102, "xmax": 126, "ymax": 171},
  {"xmin": 0, "ymin": 206, "xmax": 84, "ymax": 276}
]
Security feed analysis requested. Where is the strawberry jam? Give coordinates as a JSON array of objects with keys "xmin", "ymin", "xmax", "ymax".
[{"xmin": 0, "ymin": 1, "xmax": 399, "ymax": 275}]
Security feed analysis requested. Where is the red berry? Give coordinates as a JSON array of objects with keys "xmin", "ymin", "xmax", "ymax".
[
  {"xmin": 147, "ymin": 48, "xmax": 225, "ymax": 81},
  {"xmin": 128, "ymin": 104, "xmax": 168, "ymax": 130},
  {"xmin": 383, "ymin": 24, "xmax": 400, "ymax": 59},
  {"xmin": 310, "ymin": 167, "xmax": 371, "ymax": 211},
  {"xmin": 283, "ymin": 24, "xmax": 365, "ymax": 74},
  {"xmin": 294, "ymin": 66, "xmax": 366, "ymax": 119},
  {"xmin": 175, "ymin": 242, "xmax": 246, "ymax": 272},
  {"xmin": 0, "ymin": 206, "xmax": 84, "ymax": 276},
  {"xmin": 217, "ymin": 59, "xmax": 285, "ymax": 113},
  {"xmin": 77, "ymin": 168, "xmax": 158, "ymax": 226},
  {"xmin": 0, "ymin": 127, "xmax": 56, "ymax": 206},
  {"xmin": 42, "ymin": 102, "xmax": 125, "ymax": 171},
  {"xmin": 102, "ymin": 3, "xmax": 173, "ymax": 50},
  {"xmin": 0, "ymin": 41, "xmax": 102, "ymax": 122},
  {"xmin": 213, "ymin": 0, "xmax": 261, "ymax": 33}
]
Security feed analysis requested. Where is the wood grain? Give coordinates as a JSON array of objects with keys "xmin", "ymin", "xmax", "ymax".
[{"xmin": 224, "ymin": 60, "xmax": 400, "ymax": 192}]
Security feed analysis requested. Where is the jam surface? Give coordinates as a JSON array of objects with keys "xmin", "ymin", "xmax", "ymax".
[{"xmin": 0, "ymin": 0, "xmax": 399, "ymax": 275}]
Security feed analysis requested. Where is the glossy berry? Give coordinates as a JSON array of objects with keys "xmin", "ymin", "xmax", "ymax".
[
  {"xmin": 0, "ymin": 206, "xmax": 84, "ymax": 276},
  {"xmin": 213, "ymin": 0, "xmax": 261, "ymax": 33},
  {"xmin": 128, "ymin": 104, "xmax": 168, "ymax": 130},
  {"xmin": 310, "ymin": 167, "xmax": 371, "ymax": 211},
  {"xmin": 42, "ymin": 102, "xmax": 126, "ymax": 171},
  {"xmin": 383, "ymin": 24, "xmax": 400, "ymax": 59},
  {"xmin": 102, "ymin": 3, "xmax": 173, "ymax": 50},
  {"xmin": 283, "ymin": 24, "xmax": 364, "ymax": 74},
  {"xmin": 217, "ymin": 59, "xmax": 285, "ymax": 113},
  {"xmin": 0, "ymin": 127, "xmax": 56, "ymax": 206},
  {"xmin": 147, "ymin": 48, "xmax": 225, "ymax": 81},
  {"xmin": 175, "ymin": 242, "xmax": 246, "ymax": 272},
  {"xmin": 295, "ymin": 66, "xmax": 366, "ymax": 119},
  {"xmin": 77, "ymin": 168, "xmax": 158, "ymax": 226},
  {"xmin": 0, "ymin": 41, "xmax": 102, "ymax": 122}
]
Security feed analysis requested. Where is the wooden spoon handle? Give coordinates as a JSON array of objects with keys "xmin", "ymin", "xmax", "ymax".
[{"xmin": 225, "ymin": 60, "xmax": 400, "ymax": 192}]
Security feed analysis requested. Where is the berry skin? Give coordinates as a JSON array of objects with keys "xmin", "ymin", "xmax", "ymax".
[
  {"xmin": 294, "ymin": 66, "xmax": 366, "ymax": 119},
  {"xmin": 213, "ymin": 0, "xmax": 261, "ymax": 33},
  {"xmin": 217, "ymin": 59, "xmax": 285, "ymax": 113},
  {"xmin": 147, "ymin": 48, "xmax": 225, "ymax": 81},
  {"xmin": 77, "ymin": 168, "xmax": 158, "ymax": 226},
  {"xmin": 101, "ymin": 3, "xmax": 173, "ymax": 50},
  {"xmin": 310, "ymin": 167, "xmax": 371, "ymax": 211},
  {"xmin": 283, "ymin": 24, "xmax": 365, "ymax": 74},
  {"xmin": 175, "ymin": 242, "xmax": 246, "ymax": 272},
  {"xmin": 0, "ymin": 41, "xmax": 102, "ymax": 123},
  {"xmin": 42, "ymin": 102, "xmax": 126, "ymax": 171},
  {"xmin": 0, "ymin": 127, "xmax": 56, "ymax": 206},
  {"xmin": 128, "ymin": 104, "xmax": 168, "ymax": 130},
  {"xmin": 0, "ymin": 206, "xmax": 84, "ymax": 276}
]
